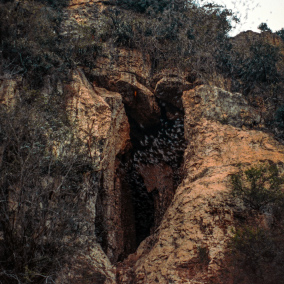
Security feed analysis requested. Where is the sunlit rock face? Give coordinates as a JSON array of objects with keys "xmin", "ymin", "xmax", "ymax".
[
  {"xmin": 66, "ymin": 69, "xmax": 133, "ymax": 268},
  {"xmin": 42, "ymin": 69, "xmax": 130, "ymax": 283},
  {"xmin": 116, "ymin": 86, "xmax": 284, "ymax": 284}
]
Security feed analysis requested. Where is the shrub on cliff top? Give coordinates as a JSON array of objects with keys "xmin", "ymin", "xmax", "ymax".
[{"xmin": 103, "ymin": 1, "xmax": 235, "ymax": 76}]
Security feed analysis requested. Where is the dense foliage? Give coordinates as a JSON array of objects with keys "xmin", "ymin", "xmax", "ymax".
[
  {"xmin": 0, "ymin": 0, "xmax": 100, "ymax": 88},
  {"xmin": 0, "ymin": 0, "xmax": 238, "ymax": 87},
  {"xmin": 113, "ymin": 0, "xmax": 187, "ymax": 13},
  {"xmin": 0, "ymin": 89, "xmax": 97, "ymax": 283},
  {"xmin": 228, "ymin": 164, "xmax": 284, "ymax": 283},
  {"xmin": 276, "ymin": 28, "xmax": 284, "ymax": 42}
]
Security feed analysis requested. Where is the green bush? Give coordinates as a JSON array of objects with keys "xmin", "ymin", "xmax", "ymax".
[
  {"xmin": 258, "ymin": 22, "xmax": 272, "ymax": 32},
  {"xmin": 227, "ymin": 163, "xmax": 284, "ymax": 283},
  {"xmin": 216, "ymin": 38, "xmax": 283, "ymax": 96},
  {"xmin": 231, "ymin": 164, "xmax": 284, "ymax": 211}
]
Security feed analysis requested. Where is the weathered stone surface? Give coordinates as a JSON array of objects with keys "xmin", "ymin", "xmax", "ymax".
[
  {"xmin": 91, "ymin": 49, "xmax": 160, "ymax": 127},
  {"xmin": 111, "ymin": 72, "xmax": 160, "ymax": 127},
  {"xmin": 63, "ymin": 69, "xmax": 131, "ymax": 279},
  {"xmin": 117, "ymin": 86, "xmax": 284, "ymax": 283},
  {"xmin": 92, "ymin": 48, "xmax": 152, "ymax": 85},
  {"xmin": 93, "ymin": 83, "xmax": 132, "ymax": 263},
  {"xmin": 154, "ymin": 77, "xmax": 192, "ymax": 109},
  {"xmin": 183, "ymin": 85, "xmax": 262, "ymax": 129},
  {"xmin": 67, "ymin": 69, "xmax": 112, "ymax": 168},
  {"xmin": 138, "ymin": 162, "xmax": 174, "ymax": 229}
]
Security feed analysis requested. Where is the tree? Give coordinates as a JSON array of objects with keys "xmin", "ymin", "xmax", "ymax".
[
  {"xmin": 276, "ymin": 28, "xmax": 284, "ymax": 42},
  {"xmin": 0, "ymin": 93, "xmax": 98, "ymax": 283},
  {"xmin": 227, "ymin": 163, "xmax": 284, "ymax": 284},
  {"xmin": 231, "ymin": 163, "xmax": 284, "ymax": 211},
  {"xmin": 258, "ymin": 22, "xmax": 272, "ymax": 32}
]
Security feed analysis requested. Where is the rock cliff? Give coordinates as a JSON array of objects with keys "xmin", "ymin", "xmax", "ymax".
[
  {"xmin": 116, "ymin": 85, "xmax": 284, "ymax": 283},
  {"xmin": 1, "ymin": 1, "xmax": 284, "ymax": 283},
  {"xmin": 2, "ymin": 57, "xmax": 284, "ymax": 284}
]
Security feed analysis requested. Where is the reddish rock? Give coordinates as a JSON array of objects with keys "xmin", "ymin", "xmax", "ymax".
[
  {"xmin": 118, "ymin": 85, "xmax": 284, "ymax": 283},
  {"xmin": 138, "ymin": 162, "xmax": 174, "ymax": 229}
]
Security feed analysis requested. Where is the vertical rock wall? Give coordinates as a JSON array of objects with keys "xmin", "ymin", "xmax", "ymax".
[{"xmin": 117, "ymin": 85, "xmax": 284, "ymax": 283}]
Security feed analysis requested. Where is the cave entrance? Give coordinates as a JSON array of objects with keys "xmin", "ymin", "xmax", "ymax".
[
  {"xmin": 119, "ymin": 98, "xmax": 186, "ymax": 256},
  {"xmin": 94, "ymin": 86, "xmax": 187, "ymax": 262}
]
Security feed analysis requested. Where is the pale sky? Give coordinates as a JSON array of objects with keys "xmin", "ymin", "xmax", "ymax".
[{"xmin": 197, "ymin": 0, "xmax": 284, "ymax": 36}]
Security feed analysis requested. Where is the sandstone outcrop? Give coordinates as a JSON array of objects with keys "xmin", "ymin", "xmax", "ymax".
[
  {"xmin": 2, "ymin": 65, "xmax": 284, "ymax": 283},
  {"xmin": 117, "ymin": 85, "xmax": 284, "ymax": 283},
  {"xmin": 63, "ymin": 68, "xmax": 130, "ymax": 278}
]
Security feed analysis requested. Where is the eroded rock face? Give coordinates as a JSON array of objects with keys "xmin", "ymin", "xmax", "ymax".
[
  {"xmin": 68, "ymin": 69, "xmax": 113, "ymax": 168},
  {"xmin": 3, "ymin": 4, "xmax": 284, "ymax": 280},
  {"xmin": 183, "ymin": 85, "xmax": 262, "ymax": 129},
  {"xmin": 117, "ymin": 85, "xmax": 284, "ymax": 283},
  {"xmin": 154, "ymin": 76, "xmax": 192, "ymax": 110},
  {"xmin": 138, "ymin": 162, "xmax": 174, "ymax": 229},
  {"xmin": 92, "ymin": 48, "xmax": 152, "ymax": 85},
  {"xmin": 58, "ymin": 69, "xmax": 130, "ymax": 281},
  {"xmin": 110, "ymin": 72, "xmax": 160, "ymax": 127},
  {"xmin": 68, "ymin": 70, "xmax": 130, "ymax": 266}
]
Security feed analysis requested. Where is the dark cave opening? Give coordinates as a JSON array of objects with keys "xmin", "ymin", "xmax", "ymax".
[
  {"xmin": 94, "ymin": 94, "xmax": 186, "ymax": 262},
  {"xmin": 121, "ymin": 99, "xmax": 186, "ymax": 251}
]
